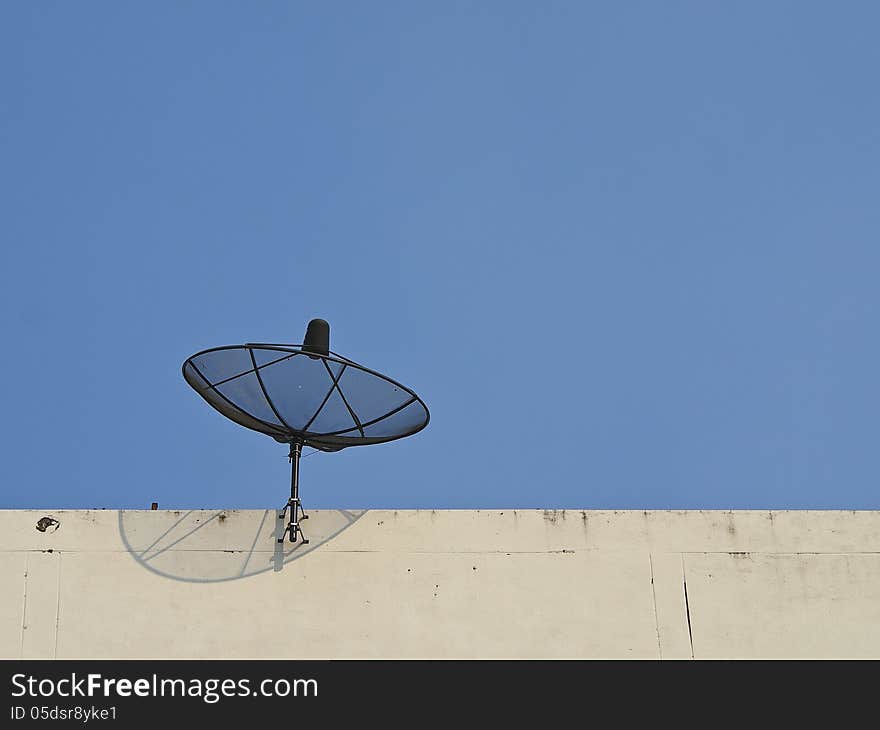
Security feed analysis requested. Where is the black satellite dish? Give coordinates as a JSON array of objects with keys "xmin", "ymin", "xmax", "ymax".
[{"xmin": 182, "ymin": 319, "xmax": 429, "ymax": 544}]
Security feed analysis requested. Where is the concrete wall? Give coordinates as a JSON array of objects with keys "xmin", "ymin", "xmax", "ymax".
[{"xmin": 1, "ymin": 509, "xmax": 879, "ymax": 658}]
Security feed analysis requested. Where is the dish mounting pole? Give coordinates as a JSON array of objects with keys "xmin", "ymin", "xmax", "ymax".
[{"xmin": 278, "ymin": 439, "xmax": 309, "ymax": 544}]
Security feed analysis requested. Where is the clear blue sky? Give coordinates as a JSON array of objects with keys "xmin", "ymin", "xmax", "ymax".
[{"xmin": 2, "ymin": 3, "xmax": 878, "ymax": 510}]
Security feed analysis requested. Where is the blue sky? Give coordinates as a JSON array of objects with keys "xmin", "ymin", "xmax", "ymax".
[{"xmin": 2, "ymin": 2, "xmax": 878, "ymax": 510}]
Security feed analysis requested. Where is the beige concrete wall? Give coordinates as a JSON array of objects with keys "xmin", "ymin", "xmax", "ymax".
[{"xmin": 1, "ymin": 509, "xmax": 878, "ymax": 658}]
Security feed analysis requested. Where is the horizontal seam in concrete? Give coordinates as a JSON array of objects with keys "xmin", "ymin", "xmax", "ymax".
[
  {"xmin": 5, "ymin": 549, "xmax": 880, "ymax": 556},
  {"xmin": 0, "ymin": 548, "xmax": 537, "ymax": 553}
]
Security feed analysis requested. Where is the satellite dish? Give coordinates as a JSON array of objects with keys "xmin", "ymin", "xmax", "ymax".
[{"xmin": 182, "ymin": 319, "xmax": 429, "ymax": 544}]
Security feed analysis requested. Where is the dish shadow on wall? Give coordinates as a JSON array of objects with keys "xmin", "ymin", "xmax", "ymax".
[{"xmin": 118, "ymin": 508, "xmax": 365, "ymax": 583}]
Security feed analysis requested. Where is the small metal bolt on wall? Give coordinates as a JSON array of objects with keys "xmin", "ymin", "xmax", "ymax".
[{"xmin": 182, "ymin": 319, "xmax": 429, "ymax": 545}]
